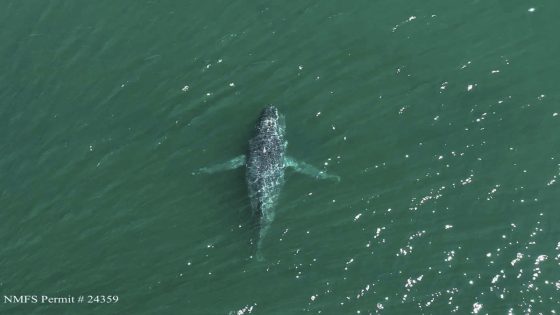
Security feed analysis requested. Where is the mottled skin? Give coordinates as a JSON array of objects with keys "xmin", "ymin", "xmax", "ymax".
[{"xmin": 246, "ymin": 107, "xmax": 286, "ymax": 249}]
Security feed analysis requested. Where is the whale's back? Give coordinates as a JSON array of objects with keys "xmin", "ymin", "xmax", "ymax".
[{"xmin": 246, "ymin": 106, "xmax": 286, "ymax": 222}]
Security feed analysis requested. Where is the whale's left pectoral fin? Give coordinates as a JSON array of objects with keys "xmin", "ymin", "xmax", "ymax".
[
  {"xmin": 285, "ymin": 156, "xmax": 340, "ymax": 182},
  {"xmin": 194, "ymin": 155, "xmax": 246, "ymax": 175}
]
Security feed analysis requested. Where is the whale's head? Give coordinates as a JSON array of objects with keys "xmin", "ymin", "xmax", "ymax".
[{"xmin": 257, "ymin": 106, "xmax": 285, "ymax": 138}]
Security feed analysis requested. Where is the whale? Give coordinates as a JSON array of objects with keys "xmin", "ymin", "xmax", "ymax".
[{"xmin": 197, "ymin": 106, "xmax": 339, "ymax": 259}]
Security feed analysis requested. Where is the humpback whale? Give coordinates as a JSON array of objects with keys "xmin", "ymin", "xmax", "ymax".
[{"xmin": 197, "ymin": 106, "xmax": 339, "ymax": 259}]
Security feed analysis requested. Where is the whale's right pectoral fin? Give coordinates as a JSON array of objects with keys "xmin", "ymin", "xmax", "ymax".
[
  {"xmin": 285, "ymin": 156, "xmax": 340, "ymax": 182},
  {"xmin": 194, "ymin": 155, "xmax": 246, "ymax": 175}
]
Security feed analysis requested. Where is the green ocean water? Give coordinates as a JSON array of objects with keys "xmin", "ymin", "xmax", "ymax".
[{"xmin": 1, "ymin": 1, "xmax": 560, "ymax": 314}]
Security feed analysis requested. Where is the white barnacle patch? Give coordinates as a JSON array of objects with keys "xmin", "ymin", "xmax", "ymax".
[{"xmin": 263, "ymin": 118, "xmax": 277, "ymax": 129}]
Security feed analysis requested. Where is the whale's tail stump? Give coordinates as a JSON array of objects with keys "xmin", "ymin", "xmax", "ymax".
[{"xmin": 255, "ymin": 220, "xmax": 271, "ymax": 261}]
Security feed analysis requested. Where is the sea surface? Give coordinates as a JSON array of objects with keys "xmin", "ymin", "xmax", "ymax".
[{"xmin": 1, "ymin": 1, "xmax": 560, "ymax": 314}]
